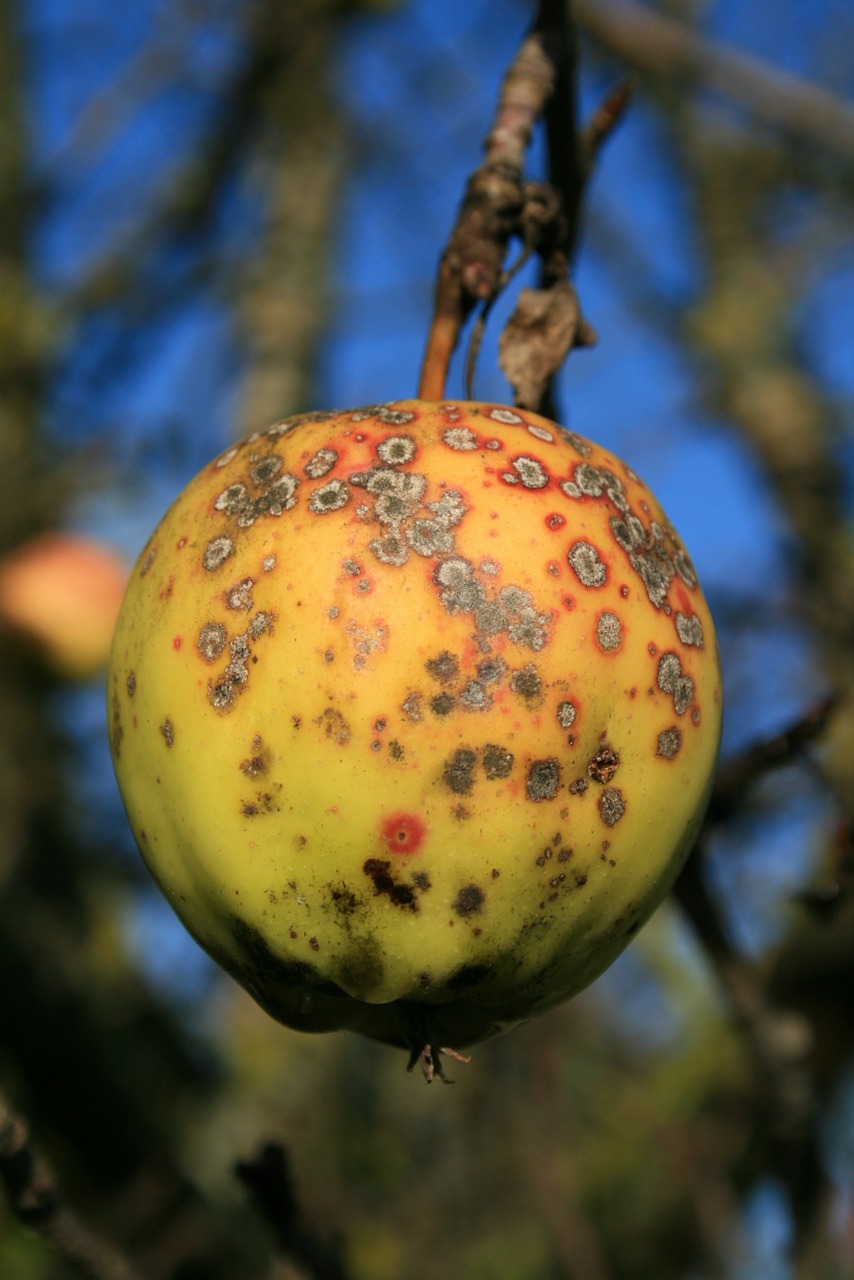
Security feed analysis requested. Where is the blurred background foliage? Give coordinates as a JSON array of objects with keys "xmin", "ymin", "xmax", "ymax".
[{"xmin": 0, "ymin": 0, "xmax": 853, "ymax": 1277}]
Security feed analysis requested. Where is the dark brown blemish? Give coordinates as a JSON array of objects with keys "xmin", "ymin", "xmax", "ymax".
[
  {"xmin": 160, "ymin": 718, "xmax": 175, "ymax": 747},
  {"xmin": 126, "ymin": 671, "xmax": 136, "ymax": 697},
  {"xmin": 330, "ymin": 886, "xmax": 358, "ymax": 915},
  {"xmin": 430, "ymin": 692, "xmax": 455, "ymax": 716},
  {"xmin": 425, "ymin": 650, "xmax": 460, "ymax": 685},
  {"xmin": 363, "ymin": 858, "xmax": 418, "ymax": 910},
  {"xmin": 482, "ymin": 744, "xmax": 514, "ymax": 780},
  {"xmin": 315, "ymin": 707, "xmax": 350, "ymax": 745},
  {"xmin": 240, "ymin": 734, "xmax": 269, "ymax": 777},
  {"xmin": 510, "ymin": 663, "xmax": 542, "ymax": 703},
  {"xmin": 229, "ymin": 918, "xmax": 319, "ymax": 987},
  {"xmin": 447, "ymin": 963, "xmax": 490, "ymax": 992},
  {"xmin": 454, "ymin": 884, "xmax": 485, "ymax": 917},
  {"xmin": 241, "ymin": 792, "xmax": 275, "ymax": 817},
  {"xmin": 443, "ymin": 748, "xmax": 478, "ymax": 795},
  {"xmin": 588, "ymin": 746, "xmax": 621, "ymax": 785}
]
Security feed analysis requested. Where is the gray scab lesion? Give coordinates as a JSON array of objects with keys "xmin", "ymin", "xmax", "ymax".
[
  {"xmin": 596, "ymin": 612, "xmax": 623, "ymax": 651},
  {"xmin": 433, "ymin": 557, "xmax": 552, "ymax": 651},
  {"xmin": 207, "ymin": 612, "xmax": 277, "ymax": 712},
  {"xmin": 213, "ymin": 465, "xmax": 300, "ymax": 531},
  {"xmin": 309, "ymin": 478, "xmax": 351, "ymax": 514},
  {"xmin": 203, "ymin": 536, "xmax": 235, "ymax": 572},
  {"xmin": 527, "ymin": 758, "xmax": 561, "ymax": 801},
  {"xmin": 567, "ymin": 540, "xmax": 607, "ymax": 588},
  {"xmin": 400, "ymin": 692, "xmax": 423, "ymax": 722},
  {"xmin": 226, "ymin": 578, "xmax": 255, "ymax": 611},
  {"xmin": 559, "ymin": 460, "xmax": 689, "ymax": 610},
  {"xmin": 675, "ymin": 612, "xmax": 704, "ymax": 647},
  {"xmin": 304, "ymin": 448, "xmax": 338, "ymax": 479},
  {"xmin": 657, "ymin": 727, "xmax": 682, "ymax": 760},
  {"xmin": 197, "ymin": 621, "xmax": 227, "ymax": 662},
  {"xmin": 506, "ymin": 455, "xmax": 550, "ymax": 489},
  {"xmin": 657, "ymin": 651, "xmax": 695, "ymax": 716},
  {"xmin": 599, "ymin": 787, "xmax": 626, "ymax": 826},
  {"xmin": 453, "ymin": 884, "xmax": 485, "ymax": 917},
  {"xmin": 139, "ymin": 545, "xmax": 157, "ymax": 577},
  {"xmin": 159, "ymin": 718, "xmax": 175, "ymax": 747},
  {"xmin": 425, "ymin": 650, "xmax": 460, "ymax": 685}
]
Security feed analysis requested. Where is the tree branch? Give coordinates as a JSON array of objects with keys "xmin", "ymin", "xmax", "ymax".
[
  {"xmin": 0, "ymin": 1092, "xmax": 145, "ymax": 1280},
  {"xmin": 235, "ymin": 1142, "xmax": 351, "ymax": 1280},
  {"xmin": 418, "ymin": 1, "xmax": 623, "ymax": 409},
  {"xmin": 574, "ymin": 0, "xmax": 854, "ymax": 162}
]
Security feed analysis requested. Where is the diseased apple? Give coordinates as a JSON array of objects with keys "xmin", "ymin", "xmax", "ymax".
[{"xmin": 108, "ymin": 401, "xmax": 722, "ymax": 1078}]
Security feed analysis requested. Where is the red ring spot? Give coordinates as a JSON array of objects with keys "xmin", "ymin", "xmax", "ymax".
[
  {"xmin": 545, "ymin": 512, "xmax": 565, "ymax": 530},
  {"xmin": 173, "ymin": 635, "xmax": 183, "ymax": 650},
  {"xmin": 381, "ymin": 812, "xmax": 426, "ymax": 856}
]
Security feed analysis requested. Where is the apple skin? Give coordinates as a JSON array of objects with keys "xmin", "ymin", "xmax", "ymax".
[{"xmin": 108, "ymin": 400, "xmax": 722, "ymax": 1057}]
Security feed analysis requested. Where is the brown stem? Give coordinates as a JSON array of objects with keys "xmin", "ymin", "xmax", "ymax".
[{"xmin": 417, "ymin": 16, "xmax": 562, "ymax": 400}]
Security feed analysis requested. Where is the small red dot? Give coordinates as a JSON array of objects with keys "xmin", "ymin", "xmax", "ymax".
[
  {"xmin": 380, "ymin": 812, "xmax": 426, "ymax": 856},
  {"xmin": 173, "ymin": 636, "xmax": 183, "ymax": 650}
]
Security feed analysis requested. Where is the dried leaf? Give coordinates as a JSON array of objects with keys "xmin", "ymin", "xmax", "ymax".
[{"xmin": 498, "ymin": 281, "xmax": 595, "ymax": 409}]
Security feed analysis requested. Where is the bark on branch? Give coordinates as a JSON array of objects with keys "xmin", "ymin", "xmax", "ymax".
[{"xmin": 0, "ymin": 1093, "xmax": 145, "ymax": 1280}]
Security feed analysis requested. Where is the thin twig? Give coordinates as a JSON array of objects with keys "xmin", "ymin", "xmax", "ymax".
[
  {"xmin": 0, "ymin": 1092, "xmax": 145, "ymax": 1280},
  {"xmin": 706, "ymin": 693, "xmax": 841, "ymax": 827}
]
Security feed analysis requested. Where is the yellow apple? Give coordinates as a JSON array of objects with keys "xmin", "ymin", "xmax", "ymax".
[{"xmin": 108, "ymin": 401, "xmax": 722, "ymax": 1075}]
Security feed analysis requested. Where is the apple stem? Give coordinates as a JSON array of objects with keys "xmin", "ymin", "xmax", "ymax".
[
  {"xmin": 417, "ymin": 305, "xmax": 460, "ymax": 401},
  {"xmin": 416, "ymin": 3, "xmax": 630, "ymax": 411}
]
